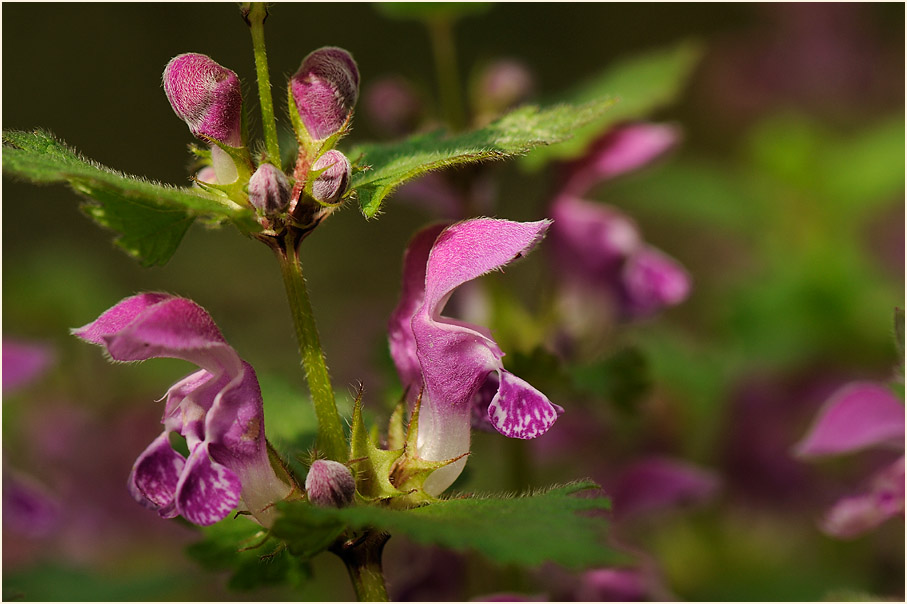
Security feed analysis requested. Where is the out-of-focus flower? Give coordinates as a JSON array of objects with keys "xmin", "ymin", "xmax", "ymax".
[
  {"xmin": 549, "ymin": 123, "xmax": 689, "ymax": 335},
  {"xmin": 795, "ymin": 381, "xmax": 905, "ymax": 538},
  {"xmin": 2, "ymin": 470, "xmax": 61, "ymax": 538},
  {"xmin": 609, "ymin": 456, "xmax": 720, "ymax": 522},
  {"xmin": 364, "ymin": 75, "xmax": 424, "ymax": 137},
  {"xmin": 471, "ymin": 59, "xmax": 534, "ymax": 125},
  {"xmin": 388, "ymin": 219, "xmax": 563, "ymax": 495},
  {"xmin": 3, "ymin": 339, "xmax": 55, "ymax": 394},
  {"xmin": 73, "ymin": 293, "xmax": 292, "ymax": 526}
]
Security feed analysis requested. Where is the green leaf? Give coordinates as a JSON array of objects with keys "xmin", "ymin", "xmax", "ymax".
[
  {"xmin": 186, "ymin": 517, "xmax": 311, "ymax": 591},
  {"xmin": 351, "ymin": 99, "xmax": 616, "ymax": 218},
  {"xmin": 523, "ymin": 40, "xmax": 703, "ymax": 168},
  {"xmin": 2, "ymin": 130, "xmax": 257, "ymax": 266},
  {"xmin": 274, "ymin": 481, "xmax": 619, "ymax": 569}
]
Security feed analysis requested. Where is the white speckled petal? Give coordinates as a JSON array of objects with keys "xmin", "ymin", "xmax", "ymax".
[
  {"xmin": 487, "ymin": 370, "xmax": 563, "ymax": 439},
  {"xmin": 175, "ymin": 442, "xmax": 241, "ymax": 526}
]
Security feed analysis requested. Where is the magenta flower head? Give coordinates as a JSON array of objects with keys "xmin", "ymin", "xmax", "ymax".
[
  {"xmin": 73, "ymin": 294, "xmax": 292, "ymax": 527},
  {"xmin": 290, "ymin": 47, "xmax": 360, "ymax": 142},
  {"xmin": 248, "ymin": 162, "xmax": 291, "ymax": 214},
  {"xmin": 561, "ymin": 122, "xmax": 680, "ymax": 196},
  {"xmin": 305, "ymin": 459, "xmax": 356, "ymax": 508},
  {"xmin": 389, "ymin": 218, "xmax": 563, "ymax": 495},
  {"xmin": 163, "ymin": 53, "xmax": 243, "ymax": 148},
  {"xmin": 310, "ymin": 150, "xmax": 352, "ymax": 205},
  {"xmin": 795, "ymin": 381, "xmax": 905, "ymax": 538}
]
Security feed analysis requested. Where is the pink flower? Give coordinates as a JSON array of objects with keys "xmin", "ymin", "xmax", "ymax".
[
  {"xmin": 795, "ymin": 381, "xmax": 905, "ymax": 538},
  {"xmin": 73, "ymin": 294, "xmax": 291, "ymax": 526},
  {"xmin": 389, "ymin": 219, "xmax": 563, "ymax": 495},
  {"xmin": 549, "ymin": 123, "xmax": 690, "ymax": 323}
]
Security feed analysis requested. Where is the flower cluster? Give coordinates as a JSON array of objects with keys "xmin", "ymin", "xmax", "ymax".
[{"xmin": 162, "ymin": 47, "xmax": 358, "ymax": 230}]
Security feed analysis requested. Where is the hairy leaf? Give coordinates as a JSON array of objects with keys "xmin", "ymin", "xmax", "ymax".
[
  {"xmin": 2, "ymin": 130, "xmax": 257, "ymax": 266},
  {"xmin": 351, "ymin": 99, "xmax": 616, "ymax": 218},
  {"xmin": 274, "ymin": 481, "xmax": 619, "ymax": 569},
  {"xmin": 523, "ymin": 40, "xmax": 703, "ymax": 167}
]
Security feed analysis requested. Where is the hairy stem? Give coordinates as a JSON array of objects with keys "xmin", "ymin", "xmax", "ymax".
[
  {"xmin": 247, "ymin": 2, "xmax": 282, "ymax": 169},
  {"xmin": 334, "ymin": 532, "xmax": 390, "ymax": 602},
  {"xmin": 427, "ymin": 17, "xmax": 465, "ymax": 132},
  {"xmin": 276, "ymin": 238, "xmax": 347, "ymax": 462}
]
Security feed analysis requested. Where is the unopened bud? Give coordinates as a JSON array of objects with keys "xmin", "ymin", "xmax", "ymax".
[
  {"xmin": 305, "ymin": 460, "xmax": 356, "ymax": 508},
  {"xmin": 290, "ymin": 47, "xmax": 359, "ymax": 141},
  {"xmin": 310, "ymin": 150, "xmax": 351, "ymax": 204},
  {"xmin": 163, "ymin": 53, "xmax": 243, "ymax": 147},
  {"xmin": 248, "ymin": 163, "xmax": 290, "ymax": 214}
]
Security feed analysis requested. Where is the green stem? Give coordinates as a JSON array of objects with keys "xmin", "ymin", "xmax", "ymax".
[
  {"xmin": 335, "ymin": 533, "xmax": 390, "ymax": 602},
  {"xmin": 427, "ymin": 17, "xmax": 465, "ymax": 131},
  {"xmin": 276, "ymin": 238, "xmax": 347, "ymax": 462},
  {"xmin": 248, "ymin": 2, "xmax": 282, "ymax": 169}
]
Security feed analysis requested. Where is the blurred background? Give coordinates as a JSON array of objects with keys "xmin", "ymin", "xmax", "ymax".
[{"xmin": 3, "ymin": 3, "xmax": 904, "ymax": 601}]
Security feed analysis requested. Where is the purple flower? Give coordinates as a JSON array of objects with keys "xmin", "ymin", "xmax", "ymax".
[
  {"xmin": 2, "ymin": 469, "xmax": 61, "ymax": 538},
  {"xmin": 549, "ymin": 123, "xmax": 689, "ymax": 325},
  {"xmin": 795, "ymin": 381, "xmax": 905, "ymax": 538},
  {"xmin": 2, "ymin": 338, "xmax": 54, "ymax": 394},
  {"xmin": 609, "ymin": 456, "xmax": 720, "ymax": 522},
  {"xmin": 364, "ymin": 75, "xmax": 424, "ymax": 137},
  {"xmin": 73, "ymin": 293, "xmax": 292, "ymax": 527},
  {"xmin": 389, "ymin": 219, "xmax": 563, "ymax": 495}
]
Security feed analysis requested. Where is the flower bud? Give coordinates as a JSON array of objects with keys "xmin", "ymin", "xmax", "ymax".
[
  {"xmin": 290, "ymin": 47, "xmax": 360, "ymax": 141},
  {"xmin": 248, "ymin": 163, "xmax": 290, "ymax": 214},
  {"xmin": 163, "ymin": 53, "xmax": 243, "ymax": 147},
  {"xmin": 310, "ymin": 150, "xmax": 351, "ymax": 204},
  {"xmin": 305, "ymin": 460, "xmax": 356, "ymax": 508}
]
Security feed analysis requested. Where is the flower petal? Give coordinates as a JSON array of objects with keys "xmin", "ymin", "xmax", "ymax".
[
  {"xmin": 389, "ymin": 223, "xmax": 449, "ymax": 394},
  {"xmin": 422, "ymin": 218, "xmax": 552, "ymax": 316},
  {"xmin": 175, "ymin": 442, "xmax": 241, "ymax": 526},
  {"xmin": 72, "ymin": 294, "xmax": 241, "ymax": 376},
  {"xmin": 128, "ymin": 432, "xmax": 186, "ymax": 511},
  {"xmin": 795, "ymin": 382, "xmax": 905, "ymax": 458},
  {"xmin": 821, "ymin": 456, "xmax": 905, "ymax": 539},
  {"xmin": 563, "ymin": 122, "xmax": 680, "ymax": 195},
  {"xmin": 487, "ymin": 370, "xmax": 563, "ymax": 439},
  {"xmin": 620, "ymin": 246, "xmax": 691, "ymax": 317}
]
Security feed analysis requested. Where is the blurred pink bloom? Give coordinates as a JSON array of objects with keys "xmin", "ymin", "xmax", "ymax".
[
  {"xmin": 2, "ymin": 339, "xmax": 54, "ymax": 393},
  {"xmin": 795, "ymin": 381, "xmax": 905, "ymax": 539}
]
